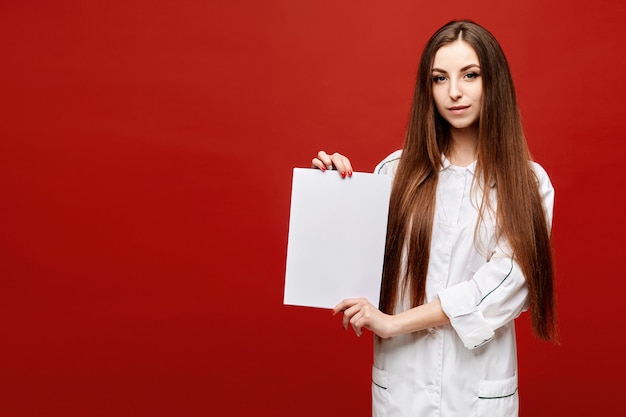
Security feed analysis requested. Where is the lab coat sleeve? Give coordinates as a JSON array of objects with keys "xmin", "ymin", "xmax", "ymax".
[
  {"xmin": 438, "ymin": 162, "xmax": 555, "ymax": 349},
  {"xmin": 374, "ymin": 150, "xmax": 402, "ymax": 176}
]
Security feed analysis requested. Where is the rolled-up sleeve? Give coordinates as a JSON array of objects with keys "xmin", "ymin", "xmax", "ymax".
[
  {"xmin": 439, "ymin": 256, "xmax": 528, "ymax": 349},
  {"xmin": 438, "ymin": 162, "xmax": 555, "ymax": 349},
  {"xmin": 438, "ymin": 280, "xmax": 495, "ymax": 349}
]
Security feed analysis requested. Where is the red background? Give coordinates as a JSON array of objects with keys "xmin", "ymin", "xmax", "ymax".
[{"xmin": 1, "ymin": 1, "xmax": 625, "ymax": 416}]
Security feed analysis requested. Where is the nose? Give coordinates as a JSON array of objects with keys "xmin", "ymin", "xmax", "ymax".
[{"xmin": 449, "ymin": 80, "xmax": 462, "ymax": 100}]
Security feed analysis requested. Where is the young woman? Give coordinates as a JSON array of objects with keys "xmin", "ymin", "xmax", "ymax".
[{"xmin": 312, "ymin": 20, "xmax": 557, "ymax": 417}]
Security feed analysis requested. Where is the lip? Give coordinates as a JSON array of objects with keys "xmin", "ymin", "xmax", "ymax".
[{"xmin": 448, "ymin": 105, "xmax": 470, "ymax": 115}]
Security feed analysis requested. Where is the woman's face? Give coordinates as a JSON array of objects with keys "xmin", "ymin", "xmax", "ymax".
[{"xmin": 431, "ymin": 40, "xmax": 483, "ymax": 131}]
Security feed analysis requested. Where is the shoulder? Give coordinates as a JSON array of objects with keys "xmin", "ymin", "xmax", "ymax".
[
  {"xmin": 374, "ymin": 150, "xmax": 402, "ymax": 175},
  {"xmin": 529, "ymin": 161, "xmax": 554, "ymax": 192},
  {"xmin": 529, "ymin": 161, "xmax": 555, "ymax": 224}
]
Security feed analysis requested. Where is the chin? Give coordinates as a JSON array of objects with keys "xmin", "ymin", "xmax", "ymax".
[
  {"xmin": 449, "ymin": 123, "xmax": 476, "ymax": 130},
  {"xmin": 447, "ymin": 119, "xmax": 479, "ymax": 131}
]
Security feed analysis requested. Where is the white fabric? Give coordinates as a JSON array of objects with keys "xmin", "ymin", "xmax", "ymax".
[{"xmin": 371, "ymin": 150, "xmax": 554, "ymax": 417}]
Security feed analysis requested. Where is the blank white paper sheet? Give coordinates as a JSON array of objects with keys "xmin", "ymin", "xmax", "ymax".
[{"xmin": 283, "ymin": 168, "xmax": 391, "ymax": 309}]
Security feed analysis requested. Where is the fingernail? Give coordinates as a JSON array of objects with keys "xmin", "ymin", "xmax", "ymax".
[
  {"xmin": 341, "ymin": 171, "xmax": 346, "ymax": 178},
  {"xmin": 321, "ymin": 166, "xmax": 326, "ymax": 172},
  {"xmin": 348, "ymin": 170, "xmax": 353, "ymax": 177}
]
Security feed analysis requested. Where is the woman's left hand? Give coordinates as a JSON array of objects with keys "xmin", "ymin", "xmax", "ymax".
[{"xmin": 333, "ymin": 298, "xmax": 395, "ymax": 339}]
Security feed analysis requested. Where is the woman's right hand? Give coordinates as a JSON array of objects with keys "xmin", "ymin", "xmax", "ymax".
[{"xmin": 312, "ymin": 151, "xmax": 353, "ymax": 178}]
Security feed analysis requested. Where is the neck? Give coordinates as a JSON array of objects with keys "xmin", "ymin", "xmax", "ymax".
[{"xmin": 446, "ymin": 125, "xmax": 478, "ymax": 167}]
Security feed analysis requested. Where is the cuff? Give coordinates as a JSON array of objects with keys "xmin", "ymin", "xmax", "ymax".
[{"xmin": 438, "ymin": 282, "xmax": 495, "ymax": 349}]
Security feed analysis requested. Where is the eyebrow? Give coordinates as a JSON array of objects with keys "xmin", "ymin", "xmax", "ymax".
[{"xmin": 431, "ymin": 64, "xmax": 480, "ymax": 73}]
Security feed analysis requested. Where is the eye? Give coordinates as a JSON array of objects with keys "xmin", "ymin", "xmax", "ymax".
[
  {"xmin": 465, "ymin": 72, "xmax": 480, "ymax": 80},
  {"xmin": 432, "ymin": 75, "xmax": 447, "ymax": 83}
]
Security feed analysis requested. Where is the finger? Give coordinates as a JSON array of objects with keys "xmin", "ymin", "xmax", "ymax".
[
  {"xmin": 332, "ymin": 300, "xmax": 346, "ymax": 316},
  {"xmin": 333, "ymin": 298, "xmax": 358, "ymax": 315},
  {"xmin": 350, "ymin": 311, "xmax": 365, "ymax": 336},
  {"xmin": 317, "ymin": 150, "xmax": 333, "ymax": 169},
  {"xmin": 342, "ymin": 158, "xmax": 353, "ymax": 177},
  {"xmin": 342, "ymin": 305, "xmax": 357, "ymax": 330},
  {"xmin": 341, "ymin": 302, "xmax": 363, "ymax": 330},
  {"xmin": 311, "ymin": 157, "xmax": 327, "ymax": 171},
  {"xmin": 329, "ymin": 153, "xmax": 353, "ymax": 178}
]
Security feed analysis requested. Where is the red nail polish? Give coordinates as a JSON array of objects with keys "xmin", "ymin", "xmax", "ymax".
[
  {"xmin": 321, "ymin": 166, "xmax": 326, "ymax": 172},
  {"xmin": 348, "ymin": 170, "xmax": 353, "ymax": 177},
  {"xmin": 341, "ymin": 171, "xmax": 346, "ymax": 178}
]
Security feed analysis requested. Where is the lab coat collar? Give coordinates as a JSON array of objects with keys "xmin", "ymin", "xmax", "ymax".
[{"xmin": 441, "ymin": 155, "xmax": 477, "ymax": 174}]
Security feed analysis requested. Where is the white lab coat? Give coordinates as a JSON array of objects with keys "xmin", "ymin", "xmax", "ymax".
[{"xmin": 371, "ymin": 150, "xmax": 554, "ymax": 417}]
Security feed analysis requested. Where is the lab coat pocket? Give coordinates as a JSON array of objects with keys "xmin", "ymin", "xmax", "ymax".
[
  {"xmin": 372, "ymin": 366, "xmax": 389, "ymax": 417},
  {"xmin": 477, "ymin": 373, "xmax": 518, "ymax": 417}
]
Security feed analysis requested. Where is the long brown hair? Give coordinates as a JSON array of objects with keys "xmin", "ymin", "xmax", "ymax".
[{"xmin": 380, "ymin": 20, "xmax": 557, "ymax": 341}]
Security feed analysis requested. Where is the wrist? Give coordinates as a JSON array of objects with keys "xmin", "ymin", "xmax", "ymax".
[{"xmin": 382, "ymin": 313, "xmax": 400, "ymax": 339}]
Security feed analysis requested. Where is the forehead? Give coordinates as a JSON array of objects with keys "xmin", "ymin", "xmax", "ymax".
[{"xmin": 432, "ymin": 40, "xmax": 479, "ymax": 70}]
